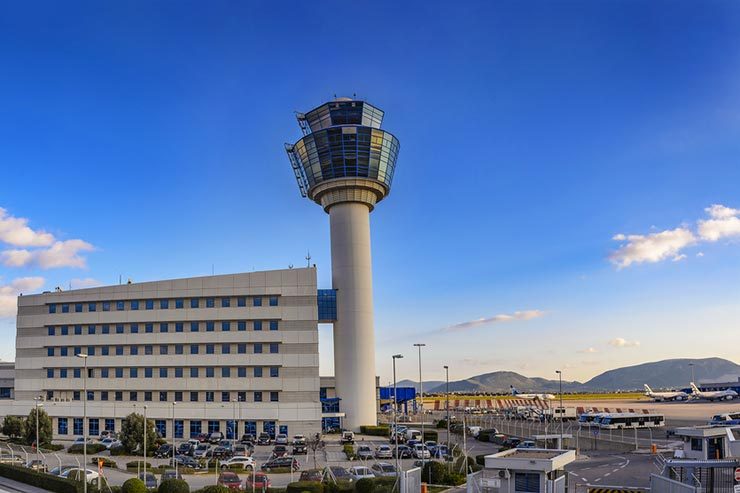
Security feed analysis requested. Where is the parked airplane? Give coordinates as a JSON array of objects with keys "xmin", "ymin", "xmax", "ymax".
[
  {"xmin": 643, "ymin": 384, "xmax": 689, "ymax": 402},
  {"xmin": 510, "ymin": 386, "xmax": 555, "ymax": 400},
  {"xmin": 690, "ymin": 382, "xmax": 738, "ymax": 401}
]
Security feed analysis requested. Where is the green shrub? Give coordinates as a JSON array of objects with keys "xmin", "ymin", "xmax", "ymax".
[
  {"xmin": 354, "ymin": 478, "xmax": 374, "ymax": 493},
  {"xmin": 110, "ymin": 446, "xmax": 129, "ymax": 455},
  {"xmin": 286, "ymin": 481, "xmax": 324, "ymax": 493},
  {"xmin": 43, "ymin": 443, "xmax": 65, "ymax": 452},
  {"xmin": 122, "ymin": 477, "xmax": 148, "ymax": 493},
  {"xmin": 359, "ymin": 425, "xmax": 390, "ymax": 436},
  {"xmin": 68, "ymin": 443, "xmax": 107, "ymax": 454},
  {"xmin": 0, "ymin": 463, "xmax": 78, "ymax": 493},
  {"xmin": 70, "ymin": 473, "xmax": 110, "ymax": 492},
  {"xmin": 158, "ymin": 478, "xmax": 190, "ymax": 493},
  {"xmin": 342, "ymin": 444, "xmax": 355, "ymax": 460},
  {"xmin": 323, "ymin": 481, "xmax": 354, "ymax": 493},
  {"xmin": 421, "ymin": 462, "xmax": 448, "ymax": 485},
  {"xmin": 91, "ymin": 456, "xmax": 118, "ymax": 468},
  {"xmin": 435, "ymin": 419, "xmax": 447, "ymax": 429},
  {"xmin": 447, "ymin": 473, "xmax": 467, "ymax": 485},
  {"xmin": 267, "ymin": 488, "xmax": 287, "ymax": 493},
  {"xmin": 193, "ymin": 486, "xmax": 230, "ymax": 493},
  {"xmin": 126, "ymin": 460, "xmax": 153, "ymax": 470}
]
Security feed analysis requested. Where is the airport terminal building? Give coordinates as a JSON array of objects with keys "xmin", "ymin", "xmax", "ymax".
[{"xmin": 9, "ymin": 268, "xmax": 324, "ymax": 440}]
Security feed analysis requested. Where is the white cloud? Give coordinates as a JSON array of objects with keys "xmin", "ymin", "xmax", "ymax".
[
  {"xmin": 70, "ymin": 278, "xmax": 101, "ymax": 289},
  {"xmin": 608, "ymin": 337, "xmax": 640, "ymax": 348},
  {"xmin": 0, "ymin": 208, "xmax": 54, "ymax": 247},
  {"xmin": 610, "ymin": 227, "xmax": 696, "ymax": 268},
  {"xmin": 578, "ymin": 347, "xmax": 598, "ymax": 354},
  {"xmin": 0, "ymin": 277, "xmax": 45, "ymax": 317},
  {"xmin": 443, "ymin": 310, "xmax": 545, "ymax": 332},
  {"xmin": 1, "ymin": 239, "xmax": 94, "ymax": 269},
  {"xmin": 698, "ymin": 204, "xmax": 740, "ymax": 241}
]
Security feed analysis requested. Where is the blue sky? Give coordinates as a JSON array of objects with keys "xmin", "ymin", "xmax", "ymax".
[{"xmin": 1, "ymin": 1, "xmax": 740, "ymax": 384}]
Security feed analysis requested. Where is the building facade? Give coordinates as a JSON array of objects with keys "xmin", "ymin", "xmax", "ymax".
[{"xmin": 11, "ymin": 268, "xmax": 321, "ymax": 440}]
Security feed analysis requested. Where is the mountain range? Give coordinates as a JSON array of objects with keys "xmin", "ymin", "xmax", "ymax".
[{"xmin": 400, "ymin": 358, "xmax": 740, "ymax": 394}]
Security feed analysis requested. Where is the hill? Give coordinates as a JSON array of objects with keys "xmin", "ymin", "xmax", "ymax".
[
  {"xmin": 426, "ymin": 371, "xmax": 581, "ymax": 394},
  {"xmin": 397, "ymin": 380, "xmax": 445, "ymax": 392}
]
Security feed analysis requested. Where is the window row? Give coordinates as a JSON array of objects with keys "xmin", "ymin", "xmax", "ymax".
[
  {"xmin": 48, "ymin": 389, "xmax": 280, "ymax": 404},
  {"xmin": 46, "ymin": 342, "xmax": 280, "ymax": 357},
  {"xmin": 49, "ymin": 296, "xmax": 279, "ymax": 314},
  {"xmin": 46, "ymin": 366, "xmax": 281, "ymax": 379},
  {"xmin": 47, "ymin": 319, "xmax": 279, "ymax": 336}
]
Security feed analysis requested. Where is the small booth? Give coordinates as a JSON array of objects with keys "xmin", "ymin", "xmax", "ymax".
[{"xmin": 474, "ymin": 448, "xmax": 576, "ymax": 493}]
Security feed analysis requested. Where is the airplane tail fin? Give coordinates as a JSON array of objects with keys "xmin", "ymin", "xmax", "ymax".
[
  {"xmin": 510, "ymin": 385, "xmax": 519, "ymax": 396},
  {"xmin": 690, "ymin": 382, "xmax": 700, "ymax": 393},
  {"xmin": 644, "ymin": 384, "xmax": 652, "ymax": 394}
]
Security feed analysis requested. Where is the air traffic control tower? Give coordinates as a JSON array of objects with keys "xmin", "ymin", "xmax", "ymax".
[{"xmin": 285, "ymin": 98, "xmax": 400, "ymax": 430}]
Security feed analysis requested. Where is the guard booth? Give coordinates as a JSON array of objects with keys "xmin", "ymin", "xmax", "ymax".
[
  {"xmin": 470, "ymin": 448, "xmax": 576, "ymax": 493},
  {"xmin": 533, "ymin": 434, "xmax": 573, "ymax": 450},
  {"xmin": 673, "ymin": 425, "xmax": 740, "ymax": 460}
]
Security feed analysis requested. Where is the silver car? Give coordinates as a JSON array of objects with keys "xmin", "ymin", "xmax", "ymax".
[{"xmin": 371, "ymin": 462, "xmax": 398, "ymax": 478}]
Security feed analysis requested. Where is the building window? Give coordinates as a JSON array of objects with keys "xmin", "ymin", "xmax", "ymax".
[
  {"xmin": 175, "ymin": 344, "xmax": 183, "ymax": 355},
  {"xmin": 254, "ymin": 391, "xmax": 262, "ymax": 402},
  {"xmin": 115, "ymin": 346, "xmax": 123, "ymax": 356},
  {"xmin": 145, "ymin": 345, "xmax": 153, "ymax": 355},
  {"xmin": 237, "ymin": 297, "xmax": 246, "ymax": 307},
  {"xmin": 270, "ymin": 367, "xmax": 279, "ymax": 377},
  {"xmin": 160, "ymin": 323, "xmax": 168, "ymax": 333},
  {"xmin": 190, "ymin": 299, "xmax": 199, "ymax": 309},
  {"xmin": 254, "ymin": 343, "xmax": 262, "ymax": 354},
  {"xmin": 144, "ymin": 392, "xmax": 152, "ymax": 402},
  {"xmin": 61, "ymin": 326, "xmax": 68, "ymax": 336},
  {"xmin": 253, "ymin": 297, "xmax": 262, "ymax": 307},
  {"xmin": 254, "ymin": 367, "xmax": 263, "ymax": 378},
  {"xmin": 101, "ymin": 391, "xmax": 109, "ymax": 401},
  {"xmin": 130, "ymin": 368, "xmax": 138, "ymax": 378},
  {"xmin": 190, "ymin": 345, "xmax": 199, "ymax": 355},
  {"xmin": 74, "ymin": 368, "xmax": 81, "ymax": 378},
  {"xmin": 238, "ymin": 367, "xmax": 247, "ymax": 377},
  {"xmin": 206, "ymin": 368, "xmax": 214, "ymax": 378},
  {"xmin": 87, "ymin": 391, "xmax": 94, "ymax": 401},
  {"xmin": 254, "ymin": 321, "xmax": 262, "ymax": 331},
  {"xmin": 221, "ymin": 391, "xmax": 230, "ymax": 402},
  {"xmin": 238, "ymin": 343, "xmax": 246, "ymax": 354},
  {"xmin": 88, "ymin": 325, "xmax": 95, "ymax": 335},
  {"xmin": 270, "ymin": 392, "xmax": 279, "ymax": 402},
  {"xmin": 47, "ymin": 347, "xmax": 54, "ymax": 357},
  {"xmin": 175, "ymin": 367, "xmax": 183, "ymax": 378},
  {"xmin": 175, "ymin": 323, "xmax": 183, "ymax": 333},
  {"xmin": 62, "ymin": 304, "xmax": 70, "ymax": 313},
  {"xmin": 130, "ymin": 391, "xmax": 138, "ymax": 401},
  {"xmin": 46, "ymin": 368, "xmax": 54, "ymax": 378},
  {"xmin": 115, "ymin": 391, "xmax": 122, "ymax": 401},
  {"xmin": 105, "ymin": 419, "xmax": 115, "ymax": 432},
  {"xmin": 102, "ymin": 302, "xmax": 110, "ymax": 312},
  {"xmin": 101, "ymin": 368, "xmax": 108, "ymax": 378},
  {"xmin": 175, "ymin": 299, "xmax": 184, "ymax": 309},
  {"xmin": 145, "ymin": 323, "xmax": 153, "ymax": 333},
  {"xmin": 206, "ymin": 321, "xmax": 214, "ymax": 332},
  {"xmin": 116, "ymin": 324, "xmax": 124, "ymax": 334},
  {"xmin": 190, "ymin": 367, "xmax": 198, "ymax": 377},
  {"xmin": 269, "ymin": 343, "xmax": 279, "ymax": 354},
  {"xmin": 75, "ymin": 303, "xmax": 83, "ymax": 313},
  {"xmin": 175, "ymin": 420, "xmax": 184, "ymax": 439},
  {"xmin": 130, "ymin": 346, "xmax": 138, "ymax": 355},
  {"xmin": 115, "ymin": 368, "xmax": 123, "ymax": 378},
  {"xmin": 155, "ymin": 420, "xmax": 165, "ymax": 437},
  {"xmin": 238, "ymin": 391, "xmax": 247, "ymax": 402},
  {"xmin": 131, "ymin": 324, "xmax": 138, "ymax": 333},
  {"xmin": 60, "ymin": 347, "xmax": 68, "ymax": 356},
  {"xmin": 221, "ymin": 298, "xmax": 230, "ymax": 308},
  {"xmin": 222, "ymin": 367, "xmax": 230, "ymax": 377},
  {"xmin": 205, "ymin": 391, "xmax": 214, "ymax": 402},
  {"xmin": 58, "ymin": 417, "xmax": 68, "ymax": 435},
  {"xmin": 131, "ymin": 300, "xmax": 139, "ymax": 310},
  {"xmin": 269, "ymin": 320, "xmax": 279, "ymax": 331},
  {"xmin": 101, "ymin": 325, "xmax": 110, "ymax": 334},
  {"xmin": 206, "ymin": 298, "xmax": 215, "ymax": 308},
  {"xmin": 116, "ymin": 301, "xmax": 125, "ymax": 311},
  {"xmin": 174, "ymin": 391, "xmax": 183, "ymax": 402},
  {"xmin": 208, "ymin": 420, "xmax": 219, "ymax": 433},
  {"xmin": 222, "ymin": 344, "xmax": 230, "ymax": 354},
  {"xmin": 72, "ymin": 390, "xmax": 79, "ymax": 400},
  {"xmin": 269, "ymin": 296, "xmax": 278, "ymax": 306},
  {"xmin": 87, "ymin": 346, "xmax": 95, "ymax": 356},
  {"xmin": 190, "ymin": 322, "xmax": 199, "ymax": 332},
  {"xmin": 160, "ymin": 299, "xmax": 169, "ymax": 309},
  {"xmin": 190, "ymin": 392, "xmax": 198, "ymax": 402},
  {"xmin": 49, "ymin": 304, "xmax": 56, "ymax": 314},
  {"xmin": 47, "ymin": 391, "xmax": 54, "ymax": 401},
  {"xmin": 190, "ymin": 420, "xmax": 201, "ymax": 437},
  {"xmin": 73, "ymin": 418, "xmax": 83, "ymax": 435},
  {"xmin": 159, "ymin": 368, "xmax": 168, "ymax": 378},
  {"xmin": 238, "ymin": 321, "xmax": 246, "ymax": 331},
  {"xmin": 206, "ymin": 344, "xmax": 214, "ymax": 355},
  {"xmin": 48, "ymin": 326, "xmax": 55, "ymax": 336},
  {"xmin": 145, "ymin": 300, "xmax": 154, "ymax": 310},
  {"xmin": 691, "ymin": 438, "xmax": 703, "ymax": 451},
  {"xmin": 222, "ymin": 321, "xmax": 230, "ymax": 331}
]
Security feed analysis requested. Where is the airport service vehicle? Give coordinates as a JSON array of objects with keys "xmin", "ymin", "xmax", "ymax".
[
  {"xmin": 412, "ymin": 444, "xmax": 431, "ymax": 459},
  {"xmin": 543, "ymin": 407, "xmax": 577, "ymax": 421},
  {"xmin": 340, "ymin": 431, "xmax": 355, "ymax": 444},
  {"xmin": 348, "ymin": 466, "xmax": 375, "ymax": 481},
  {"xmin": 405, "ymin": 429, "xmax": 422, "ymax": 441},
  {"xmin": 357, "ymin": 445, "xmax": 374, "ymax": 460},
  {"xmin": 516, "ymin": 440, "xmax": 536, "ymax": 449},
  {"xmin": 510, "ymin": 385, "xmax": 555, "ymax": 400},
  {"xmin": 709, "ymin": 412, "xmax": 740, "ymax": 426},
  {"xmin": 467, "ymin": 426, "xmax": 481, "ymax": 438},
  {"xmin": 375, "ymin": 445, "xmax": 393, "ymax": 459},
  {"xmin": 220, "ymin": 456, "xmax": 255, "ymax": 470},
  {"xmin": 161, "ymin": 469, "xmax": 183, "ymax": 481},
  {"xmin": 596, "ymin": 412, "xmax": 665, "ymax": 429},
  {"xmin": 371, "ymin": 462, "xmax": 398, "ymax": 477},
  {"xmin": 261, "ymin": 456, "xmax": 299, "ymax": 472},
  {"xmin": 257, "ymin": 433, "xmax": 272, "ymax": 445},
  {"xmin": 246, "ymin": 472, "xmax": 271, "ymax": 490},
  {"xmin": 218, "ymin": 471, "xmax": 243, "ymax": 490},
  {"xmin": 690, "ymin": 383, "xmax": 739, "ymax": 401},
  {"xmin": 139, "ymin": 472, "xmax": 158, "ymax": 488},
  {"xmin": 275, "ymin": 434, "xmax": 289, "ymax": 445},
  {"xmin": 644, "ymin": 384, "xmax": 690, "ymax": 402},
  {"xmin": 577, "ymin": 412, "xmax": 604, "ymax": 427}
]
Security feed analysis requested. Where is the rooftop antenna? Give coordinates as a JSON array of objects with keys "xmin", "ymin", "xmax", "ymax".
[{"xmin": 306, "ymin": 251, "xmax": 312, "ymax": 267}]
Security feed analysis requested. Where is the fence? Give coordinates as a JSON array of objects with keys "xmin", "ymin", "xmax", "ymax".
[
  {"xmin": 400, "ymin": 466, "xmax": 421, "ymax": 493},
  {"xmin": 650, "ymin": 474, "xmax": 697, "ymax": 493}
]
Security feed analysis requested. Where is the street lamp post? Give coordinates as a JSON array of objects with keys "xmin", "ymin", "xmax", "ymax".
[
  {"xmin": 143, "ymin": 405, "xmax": 148, "ymax": 482},
  {"xmin": 172, "ymin": 402, "xmax": 177, "ymax": 476},
  {"xmin": 413, "ymin": 343, "xmax": 426, "ymax": 457},
  {"xmin": 232, "ymin": 399, "xmax": 238, "ymax": 451},
  {"xmin": 392, "ymin": 354, "xmax": 403, "ymax": 478},
  {"xmin": 34, "ymin": 396, "xmax": 43, "ymax": 460},
  {"xmin": 689, "ymin": 363, "xmax": 695, "ymax": 385},
  {"xmin": 76, "ymin": 353, "xmax": 88, "ymax": 493},
  {"xmin": 444, "ymin": 365, "xmax": 450, "ymax": 472},
  {"xmin": 555, "ymin": 370, "xmax": 563, "ymax": 449}
]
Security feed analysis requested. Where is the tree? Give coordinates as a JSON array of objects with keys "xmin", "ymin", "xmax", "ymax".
[
  {"xmin": 24, "ymin": 407, "xmax": 52, "ymax": 446},
  {"xmin": 306, "ymin": 433, "xmax": 325, "ymax": 469},
  {"xmin": 120, "ymin": 413, "xmax": 158, "ymax": 454},
  {"xmin": 122, "ymin": 478, "xmax": 148, "ymax": 493},
  {"xmin": 2, "ymin": 416, "xmax": 24, "ymax": 439}
]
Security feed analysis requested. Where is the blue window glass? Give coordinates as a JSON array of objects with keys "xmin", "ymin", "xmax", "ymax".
[
  {"xmin": 221, "ymin": 298, "xmax": 230, "ymax": 307},
  {"xmin": 253, "ymin": 297, "xmax": 262, "ymax": 307},
  {"xmin": 238, "ymin": 343, "xmax": 246, "ymax": 354},
  {"xmin": 88, "ymin": 302, "xmax": 97, "ymax": 312},
  {"xmin": 102, "ymin": 302, "xmax": 110, "ymax": 312},
  {"xmin": 115, "ymin": 346, "xmax": 123, "ymax": 356},
  {"xmin": 48, "ymin": 326, "xmax": 55, "ymax": 336},
  {"xmin": 75, "ymin": 303, "xmax": 83, "ymax": 313},
  {"xmin": 88, "ymin": 325, "xmax": 95, "ymax": 335},
  {"xmin": 190, "ymin": 345, "xmax": 199, "ymax": 355},
  {"xmin": 49, "ymin": 304, "xmax": 56, "ymax": 314},
  {"xmin": 269, "ymin": 296, "xmax": 278, "ymax": 306},
  {"xmin": 145, "ymin": 300, "xmax": 154, "ymax": 310},
  {"xmin": 237, "ymin": 297, "xmax": 246, "ymax": 307},
  {"xmin": 145, "ymin": 324, "xmax": 153, "ymax": 333},
  {"xmin": 175, "ymin": 344, "xmax": 183, "ymax": 355},
  {"xmin": 74, "ymin": 325, "xmax": 82, "ymax": 335},
  {"xmin": 145, "ymin": 368, "xmax": 152, "ymax": 378},
  {"xmin": 206, "ymin": 298, "xmax": 215, "ymax": 308},
  {"xmin": 116, "ymin": 301, "xmax": 125, "ymax": 311},
  {"xmin": 116, "ymin": 324, "xmax": 124, "ymax": 334},
  {"xmin": 269, "ymin": 343, "xmax": 279, "ymax": 354},
  {"xmin": 131, "ymin": 300, "xmax": 139, "ymax": 310},
  {"xmin": 58, "ymin": 417, "xmax": 68, "ymax": 435},
  {"xmin": 269, "ymin": 320, "xmax": 278, "ymax": 331},
  {"xmin": 47, "ymin": 368, "xmax": 54, "ymax": 378},
  {"xmin": 238, "ymin": 367, "xmax": 247, "ymax": 377},
  {"xmin": 160, "ymin": 323, "xmax": 168, "ymax": 333},
  {"xmin": 190, "ymin": 322, "xmax": 199, "ymax": 332},
  {"xmin": 222, "ymin": 392, "xmax": 230, "ymax": 403},
  {"xmin": 190, "ymin": 419, "xmax": 201, "ymax": 435},
  {"xmin": 254, "ymin": 367, "xmax": 262, "ymax": 377},
  {"xmin": 101, "ymin": 368, "xmax": 108, "ymax": 378},
  {"xmin": 101, "ymin": 325, "xmax": 110, "ymax": 334},
  {"xmin": 206, "ymin": 391, "xmax": 214, "ymax": 402},
  {"xmin": 190, "ymin": 298, "xmax": 199, "ymax": 308},
  {"xmin": 190, "ymin": 367, "xmax": 198, "ymax": 377},
  {"xmin": 206, "ymin": 367, "xmax": 214, "ymax": 377},
  {"xmin": 175, "ymin": 367, "xmax": 183, "ymax": 378},
  {"xmin": 73, "ymin": 418, "xmax": 83, "ymax": 435},
  {"xmin": 208, "ymin": 420, "xmax": 219, "ymax": 433},
  {"xmin": 222, "ymin": 344, "xmax": 230, "ymax": 354},
  {"xmin": 131, "ymin": 324, "xmax": 138, "ymax": 333},
  {"xmin": 61, "ymin": 326, "xmax": 69, "ymax": 335},
  {"xmin": 270, "ymin": 367, "xmax": 279, "ymax": 377},
  {"xmin": 174, "ymin": 391, "xmax": 183, "ymax": 402},
  {"xmin": 130, "ymin": 391, "xmax": 138, "ymax": 401},
  {"xmin": 254, "ymin": 343, "xmax": 262, "ymax": 354},
  {"xmin": 175, "ymin": 420, "xmax": 184, "ymax": 439},
  {"xmin": 46, "ymin": 348, "xmax": 53, "ymax": 359},
  {"xmin": 115, "ymin": 368, "xmax": 123, "ymax": 378},
  {"xmin": 73, "ymin": 346, "xmax": 81, "ymax": 355},
  {"xmin": 89, "ymin": 417, "xmax": 100, "ymax": 436},
  {"xmin": 175, "ymin": 323, "xmax": 183, "ymax": 332},
  {"xmin": 105, "ymin": 419, "xmax": 115, "ymax": 432},
  {"xmin": 144, "ymin": 392, "xmax": 152, "ymax": 402},
  {"xmin": 317, "ymin": 289, "xmax": 337, "ymax": 321},
  {"xmin": 160, "ymin": 299, "xmax": 169, "ymax": 309},
  {"xmin": 130, "ymin": 346, "xmax": 138, "ymax": 355},
  {"xmin": 60, "ymin": 369, "xmax": 68, "ymax": 378},
  {"xmin": 87, "ymin": 346, "xmax": 95, "ymax": 356},
  {"xmin": 222, "ymin": 367, "xmax": 230, "ymax": 377},
  {"xmin": 155, "ymin": 419, "xmax": 166, "ymax": 437},
  {"xmin": 222, "ymin": 321, "xmax": 230, "ymax": 331},
  {"xmin": 254, "ymin": 321, "xmax": 262, "ymax": 331},
  {"xmin": 206, "ymin": 344, "xmax": 214, "ymax": 354},
  {"xmin": 130, "ymin": 368, "xmax": 137, "ymax": 378},
  {"xmin": 145, "ymin": 345, "xmax": 153, "ymax": 355},
  {"xmin": 270, "ymin": 392, "xmax": 279, "ymax": 402},
  {"xmin": 87, "ymin": 391, "xmax": 94, "ymax": 401},
  {"xmin": 74, "ymin": 368, "xmax": 81, "ymax": 378},
  {"xmin": 175, "ymin": 299, "xmax": 184, "ymax": 309},
  {"xmin": 60, "ymin": 347, "xmax": 68, "ymax": 356},
  {"xmin": 157, "ymin": 345, "xmax": 166, "ymax": 355},
  {"xmin": 254, "ymin": 391, "xmax": 262, "ymax": 402},
  {"xmin": 206, "ymin": 321, "xmax": 214, "ymax": 332},
  {"xmin": 62, "ymin": 304, "xmax": 69, "ymax": 313},
  {"xmin": 238, "ymin": 321, "xmax": 246, "ymax": 331}
]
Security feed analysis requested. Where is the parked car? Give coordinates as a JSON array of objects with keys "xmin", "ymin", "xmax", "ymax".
[
  {"xmin": 193, "ymin": 443, "xmax": 211, "ymax": 458},
  {"xmin": 394, "ymin": 445, "xmax": 413, "ymax": 459},
  {"xmin": 72, "ymin": 436, "xmax": 94, "ymax": 445},
  {"xmin": 240, "ymin": 434, "xmax": 255, "ymax": 444},
  {"xmin": 271, "ymin": 445, "xmax": 288, "ymax": 458},
  {"xmin": 257, "ymin": 433, "xmax": 272, "ymax": 446},
  {"xmin": 24, "ymin": 459, "xmax": 47, "ymax": 472},
  {"xmin": 371, "ymin": 463, "xmax": 398, "ymax": 478},
  {"xmin": 178, "ymin": 442, "xmax": 194, "ymax": 456},
  {"xmin": 100, "ymin": 438, "xmax": 121, "ymax": 450},
  {"xmin": 356, "ymin": 445, "xmax": 374, "ymax": 460},
  {"xmin": 516, "ymin": 440, "xmax": 536, "ymax": 449},
  {"xmin": 261, "ymin": 456, "xmax": 299, "ymax": 472},
  {"xmin": 50, "ymin": 465, "xmax": 76, "ymax": 476},
  {"xmin": 275, "ymin": 434, "xmax": 288, "ymax": 445},
  {"xmin": 139, "ymin": 472, "xmax": 157, "ymax": 489},
  {"xmin": 220, "ymin": 456, "xmax": 255, "ymax": 470},
  {"xmin": 412, "ymin": 444, "xmax": 430, "ymax": 459},
  {"xmin": 161, "ymin": 469, "xmax": 183, "ymax": 481},
  {"xmin": 154, "ymin": 444, "xmax": 173, "ymax": 458},
  {"xmin": 299, "ymin": 469, "xmax": 324, "ymax": 482},
  {"xmin": 218, "ymin": 471, "xmax": 243, "ymax": 490},
  {"xmin": 171, "ymin": 455, "xmax": 201, "ymax": 469},
  {"xmin": 234, "ymin": 444, "xmax": 252, "ymax": 456},
  {"xmin": 63, "ymin": 468, "xmax": 100, "ymax": 483},
  {"xmin": 433, "ymin": 445, "xmax": 450, "ymax": 459},
  {"xmin": 209, "ymin": 432, "xmax": 225, "ymax": 444},
  {"xmin": 292, "ymin": 441, "xmax": 307, "ymax": 455},
  {"xmin": 245, "ymin": 472, "xmax": 271, "ymax": 490},
  {"xmin": 375, "ymin": 445, "xmax": 393, "ymax": 459},
  {"xmin": 501, "ymin": 438, "xmax": 521, "ymax": 450},
  {"xmin": 348, "ymin": 466, "xmax": 375, "ymax": 481},
  {"xmin": 340, "ymin": 431, "xmax": 355, "ymax": 444},
  {"xmin": 425, "ymin": 441, "xmax": 438, "ymax": 455},
  {"xmin": 211, "ymin": 446, "xmax": 233, "ymax": 459},
  {"xmin": 196, "ymin": 433, "xmax": 210, "ymax": 442},
  {"xmin": 326, "ymin": 466, "xmax": 353, "ymax": 482}
]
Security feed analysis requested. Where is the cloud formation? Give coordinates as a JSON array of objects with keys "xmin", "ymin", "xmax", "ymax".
[
  {"xmin": 608, "ymin": 337, "xmax": 640, "ymax": 348},
  {"xmin": 610, "ymin": 204, "xmax": 740, "ymax": 268},
  {"xmin": 0, "ymin": 208, "xmax": 54, "ymax": 247},
  {"xmin": 578, "ymin": 347, "xmax": 598, "ymax": 354},
  {"xmin": 0, "ymin": 277, "xmax": 45, "ymax": 317},
  {"xmin": 443, "ymin": 310, "xmax": 545, "ymax": 332},
  {"xmin": 1, "ymin": 240, "xmax": 94, "ymax": 269}
]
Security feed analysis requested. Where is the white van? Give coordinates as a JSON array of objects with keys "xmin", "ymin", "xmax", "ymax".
[
  {"xmin": 467, "ymin": 426, "xmax": 481, "ymax": 438},
  {"xmin": 405, "ymin": 429, "xmax": 422, "ymax": 441}
]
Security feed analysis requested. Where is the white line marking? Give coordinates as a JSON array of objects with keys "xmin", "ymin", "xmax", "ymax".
[
  {"xmin": 594, "ymin": 477, "xmax": 602, "ymax": 483},
  {"xmin": 604, "ymin": 473, "xmax": 611, "ymax": 477}
]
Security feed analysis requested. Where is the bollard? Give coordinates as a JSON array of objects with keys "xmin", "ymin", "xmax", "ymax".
[
  {"xmin": 651, "ymin": 444, "xmax": 657, "ymax": 455},
  {"xmin": 421, "ymin": 483, "xmax": 428, "ymax": 493}
]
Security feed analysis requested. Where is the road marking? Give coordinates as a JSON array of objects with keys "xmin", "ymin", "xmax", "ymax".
[
  {"xmin": 604, "ymin": 473, "xmax": 611, "ymax": 477},
  {"xmin": 581, "ymin": 477, "xmax": 588, "ymax": 482},
  {"xmin": 594, "ymin": 477, "xmax": 602, "ymax": 483}
]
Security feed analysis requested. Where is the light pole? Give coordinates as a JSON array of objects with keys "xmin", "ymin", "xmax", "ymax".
[
  {"xmin": 34, "ymin": 396, "xmax": 43, "ymax": 460},
  {"xmin": 689, "ymin": 363, "xmax": 695, "ymax": 385},
  {"xmin": 232, "ymin": 399, "xmax": 238, "ymax": 451},
  {"xmin": 392, "ymin": 354, "xmax": 403, "ymax": 477},
  {"xmin": 172, "ymin": 402, "xmax": 177, "ymax": 475},
  {"xmin": 444, "ymin": 365, "xmax": 450, "ymax": 472},
  {"xmin": 555, "ymin": 370, "xmax": 563, "ymax": 449},
  {"xmin": 413, "ymin": 343, "xmax": 426, "ymax": 454},
  {"xmin": 143, "ymin": 405, "xmax": 148, "ymax": 481},
  {"xmin": 76, "ymin": 353, "xmax": 88, "ymax": 493}
]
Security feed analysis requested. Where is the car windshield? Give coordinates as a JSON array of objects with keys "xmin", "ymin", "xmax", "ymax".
[
  {"xmin": 381, "ymin": 465, "xmax": 395, "ymax": 472},
  {"xmin": 221, "ymin": 474, "xmax": 240, "ymax": 482}
]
